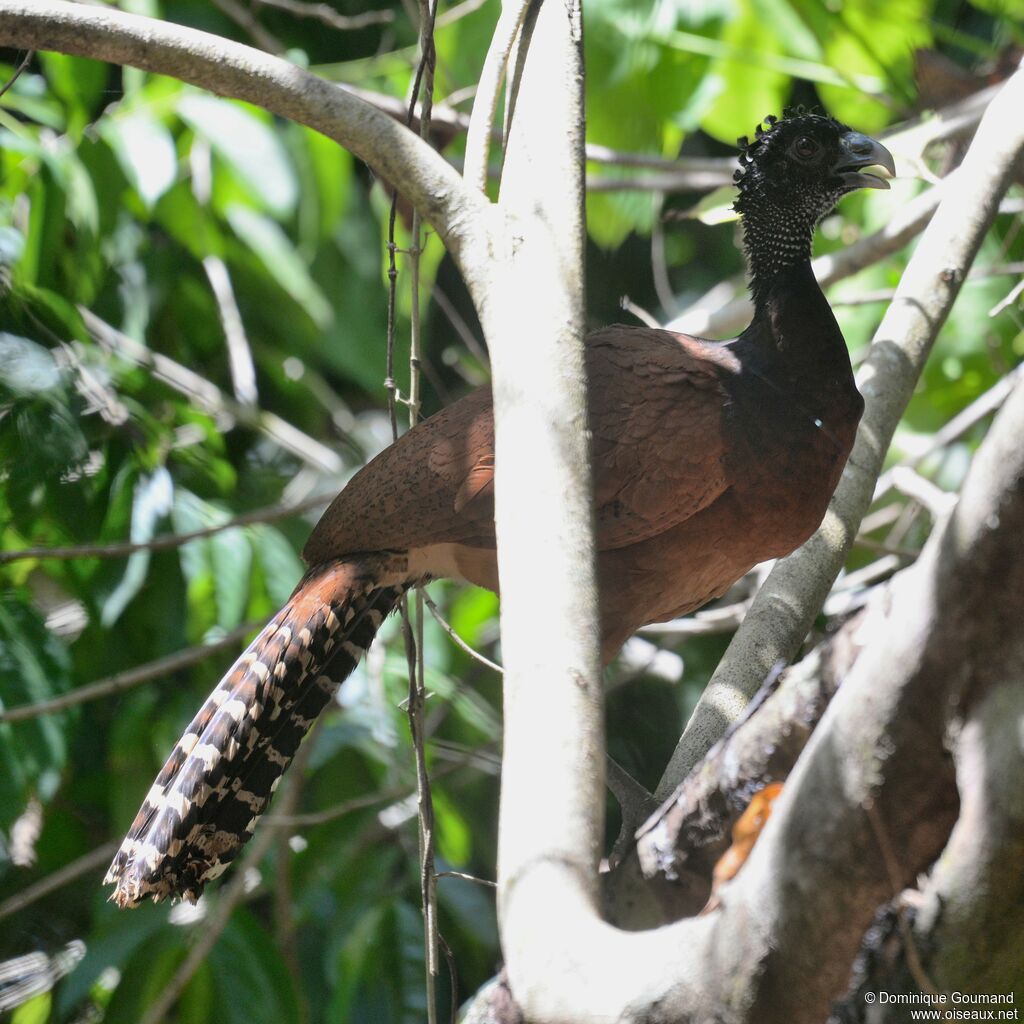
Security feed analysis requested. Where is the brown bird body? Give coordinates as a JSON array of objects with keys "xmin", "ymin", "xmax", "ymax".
[{"xmin": 106, "ymin": 114, "xmax": 893, "ymax": 907}]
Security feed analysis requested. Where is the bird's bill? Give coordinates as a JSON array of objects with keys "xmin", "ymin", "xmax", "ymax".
[{"xmin": 834, "ymin": 132, "xmax": 897, "ymax": 191}]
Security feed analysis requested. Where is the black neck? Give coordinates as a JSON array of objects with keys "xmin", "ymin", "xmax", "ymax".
[{"xmin": 739, "ymin": 253, "xmax": 854, "ymax": 397}]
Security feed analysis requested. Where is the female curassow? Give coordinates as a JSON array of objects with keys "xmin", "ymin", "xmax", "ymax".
[{"xmin": 107, "ymin": 113, "xmax": 895, "ymax": 907}]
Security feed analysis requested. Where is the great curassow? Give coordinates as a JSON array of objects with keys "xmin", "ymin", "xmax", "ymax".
[{"xmin": 106, "ymin": 114, "xmax": 895, "ymax": 907}]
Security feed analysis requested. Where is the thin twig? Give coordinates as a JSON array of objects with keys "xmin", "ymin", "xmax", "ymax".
[
  {"xmin": 409, "ymin": 2, "xmax": 441, "ymax": 1010},
  {"xmin": 0, "ymin": 491, "xmax": 329, "ymax": 565},
  {"xmin": 0, "ymin": 622, "xmax": 257, "ymax": 724},
  {"xmin": 438, "ymin": 934, "xmax": 459, "ymax": 1024},
  {"xmin": 831, "ymin": 259, "xmax": 1024, "ymax": 308},
  {"xmin": 0, "ymin": 48, "xmax": 33, "ymax": 99},
  {"xmin": 422, "ymin": 590, "xmax": 503, "ymax": 673},
  {"xmin": 639, "ymin": 599, "xmax": 750, "ymax": 638},
  {"xmin": 619, "ymin": 296, "xmax": 660, "ymax": 329},
  {"xmin": 435, "ymin": 0, "xmax": 488, "ymax": 27},
  {"xmin": 990, "ymin": 276, "xmax": 1024, "ymax": 317},
  {"xmin": 266, "ymin": 751, "xmax": 474, "ymax": 828},
  {"xmin": 435, "ymin": 869, "xmax": 497, "ymax": 888},
  {"xmin": 379, "ymin": 2, "xmax": 442, "ymax": 1016},
  {"xmin": 250, "ymin": 0, "xmax": 394, "ymax": 30},
  {"xmin": 0, "ymin": 842, "xmax": 118, "ymax": 920},
  {"xmin": 889, "ymin": 467, "xmax": 957, "ymax": 518},
  {"xmin": 202, "ymin": 252, "xmax": 259, "ymax": 405},
  {"xmin": 588, "ymin": 169, "xmax": 736, "ymax": 193},
  {"xmin": 210, "ymin": 0, "xmax": 285, "ymax": 53},
  {"xmin": 432, "ymin": 286, "xmax": 488, "ymax": 362}
]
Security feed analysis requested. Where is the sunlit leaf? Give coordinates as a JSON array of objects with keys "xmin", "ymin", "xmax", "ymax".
[
  {"xmin": 101, "ymin": 466, "xmax": 174, "ymax": 627},
  {"xmin": 177, "ymin": 94, "xmax": 299, "ymax": 217},
  {"xmin": 0, "ymin": 333, "xmax": 61, "ymax": 395},
  {"xmin": 102, "ymin": 112, "xmax": 178, "ymax": 208},
  {"xmin": 37, "ymin": 52, "xmax": 109, "ymax": 134}
]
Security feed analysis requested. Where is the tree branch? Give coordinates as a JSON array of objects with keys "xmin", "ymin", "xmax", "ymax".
[
  {"xmin": 0, "ymin": 0, "xmax": 492, "ymax": 274},
  {"xmin": 463, "ymin": 0, "xmax": 530, "ymax": 192},
  {"xmin": 0, "ymin": 492, "xmax": 330, "ymax": 566},
  {"xmin": 715, "ymin": 348, "xmax": 1024, "ymax": 1023},
  {"xmin": 483, "ymin": 2, "xmax": 607, "ymax": 1020}
]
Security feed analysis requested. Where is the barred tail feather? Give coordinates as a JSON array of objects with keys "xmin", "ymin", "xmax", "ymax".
[{"xmin": 105, "ymin": 556, "xmax": 410, "ymax": 908}]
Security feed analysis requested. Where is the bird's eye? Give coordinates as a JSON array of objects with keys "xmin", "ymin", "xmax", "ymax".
[{"xmin": 793, "ymin": 136, "xmax": 819, "ymax": 160}]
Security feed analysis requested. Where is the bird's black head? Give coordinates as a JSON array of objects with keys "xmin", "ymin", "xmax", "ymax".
[{"xmin": 733, "ymin": 113, "xmax": 895, "ymax": 287}]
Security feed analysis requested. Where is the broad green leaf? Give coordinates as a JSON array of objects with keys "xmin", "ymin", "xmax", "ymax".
[
  {"xmin": 177, "ymin": 94, "xmax": 298, "ymax": 217},
  {"xmin": 37, "ymin": 53, "xmax": 109, "ymax": 134},
  {"xmin": 249, "ymin": 524, "xmax": 304, "ymax": 607},
  {"xmin": 101, "ymin": 112, "xmax": 178, "ymax": 208},
  {"xmin": 11, "ymin": 992, "xmax": 51, "ymax": 1024},
  {"xmin": 209, "ymin": 526, "xmax": 252, "ymax": 630},
  {"xmin": 172, "ymin": 490, "xmax": 254, "ymax": 632},
  {"xmin": 154, "ymin": 183, "xmax": 226, "ymax": 260},
  {"xmin": 225, "ymin": 205, "xmax": 333, "ymax": 328},
  {"xmin": 52, "ymin": 900, "xmax": 164, "ymax": 1016},
  {"xmin": 695, "ymin": 6, "xmax": 790, "ymax": 143},
  {"xmin": 678, "ymin": 185, "xmax": 739, "ymax": 226},
  {"xmin": 299, "ymin": 126, "xmax": 354, "ymax": 246},
  {"xmin": 966, "ymin": 0, "xmax": 1024, "ymax": 14},
  {"xmin": 0, "ymin": 69, "xmax": 64, "ymax": 129},
  {"xmin": 206, "ymin": 910, "xmax": 301, "ymax": 1024},
  {"xmin": 101, "ymin": 467, "xmax": 174, "ymax": 627},
  {"xmin": 329, "ymin": 900, "xmax": 428, "ymax": 1024}
]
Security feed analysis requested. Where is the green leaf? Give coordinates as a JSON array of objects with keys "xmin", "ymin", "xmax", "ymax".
[
  {"xmin": 171, "ymin": 490, "xmax": 255, "ymax": 631},
  {"xmin": 299, "ymin": 126, "xmax": 354, "ymax": 246},
  {"xmin": 329, "ymin": 900, "xmax": 428, "ymax": 1024},
  {"xmin": 207, "ymin": 910, "xmax": 301, "ymax": 1024},
  {"xmin": 177, "ymin": 94, "xmax": 299, "ymax": 217},
  {"xmin": 695, "ymin": 6, "xmax": 790, "ymax": 144},
  {"xmin": 37, "ymin": 53, "xmax": 109, "ymax": 134},
  {"xmin": 154, "ymin": 183, "xmax": 226, "ymax": 260},
  {"xmin": 0, "ymin": 595, "xmax": 72, "ymax": 829},
  {"xmin": 101, "ymin": 111, "xmax": 178, "ymax": 208},
  {"xmin": 0, "ymin": 333, "xmax": 62, "ymax": 395},
  {"xmin": 11, "ymin": 992, "xmax": 51, "ymax": 1024},
  {"xmin": 55, "ymin": 902, "xmax": 168, "ymax": 1015},
  {"xmin": 210, "ymin": 527, "xmax": 252, "ymax": 630},
  {"xmin": 101, "ymin": 467, "xmax": 174, "ymax": 627},
  {"xmin": 249, "ymin": 524, "xmax": 304, "ymax": 607},
  {"xmin": 225, "ymin": 205, "xmax": 333, "ymax": 328}
]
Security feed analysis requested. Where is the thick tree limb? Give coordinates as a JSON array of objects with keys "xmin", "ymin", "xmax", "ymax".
[
  {"xmin": 656, "ymin": 64, "xmax": 1024, "ymax": 801},
  {"xmin": 716, "ymin": 358, "xmax": 1024, "ymax": 1023},
  {"xmin": 463, "ymin": 0, "xmax": 530, "ymax": 192},
  {"xmin": 485, "ymin": 3, "xmax": 608, "ymax": 1021}
]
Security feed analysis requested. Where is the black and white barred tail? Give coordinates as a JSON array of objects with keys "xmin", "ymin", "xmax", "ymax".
[{"xmin": 105, "ymin": 555, "xmax": 411, "ymax": 908}]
